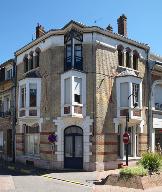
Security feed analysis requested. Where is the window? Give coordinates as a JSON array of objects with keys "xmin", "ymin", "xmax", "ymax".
[
  {"xmin": 120, "ymin": 82, "xmax": 129, "ymax": 107},
  {"xmin": 126, "ymin": 50, "xmax": 131, "ymax": 68},
  {"xmin": 64, "ymin": 78, "xmax": 70, "ymax": 104},
  {"xmin": 19, "ymin": 78, "xmax": 41, "ymax": 117},
  {"xmin": 29, "ymin": 52, "xmax": 33, "ymax": 70},
  {"xmin": 74, "ymin": 44, "xmax": 82, "ymax": 69},
  {"xmin": 61, "ymin": 71, "xmax": 86, "ymax": 116},
  {"xmin": 29, "ymin": 84, "xmax": 37, "ymax": 107},
  {"xmin": 25, "ymin": 125, "xmax": 40, "ymax": 155},
  {"xmin": 133, "ymin": 51, "xmax": 139, "ymax": 70},
  {"xmin": 4, "ymin": 96, "xmax": 10, "ymax": 112},
  {"xmin": 24, "ymin": 56, "xmax": 28, "ymax": 73},
  {"xmin": 74, "ymin": 77, "xmax": 82, "ymax": 103},
  {"xmin": 20, "ymin": 86, "xmax": 26, "ymax": 108},
  {"xmin": 35, "ymin": 49, "xmax": 41, "ymax": 67},
  {"xmin": 117, "ymin": 45, "xmax": 124, "ymax": 66},
  {"xmin": 0, "ymin": 131, "xmax": 3, "ymax": 151},
  {"xmin": 132, "ymin": 83, "xmax": 139, "ymax": 106},
  {"xmin": 65, "ymin": 45, "xmax": 72, "ymax": 70},
  {"xmin": 6, "ymin": 68, "xmax": 13, "ymax": 80},
  {"xmin": 64, "ymin": 29, "xmax": 83, "ymax": 71}
]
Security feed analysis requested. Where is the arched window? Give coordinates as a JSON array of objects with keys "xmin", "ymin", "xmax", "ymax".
[
  {"xmin": 24, "ymin": 55, "xmax": 28, "ymax": 73},
  {"xmin": 133, "ymin": 50, "xmax": 139, "ymax": 70},
  {"xmin": 126, "ymin": 48, "xmax": 131, "ymax": 68},
  {"xmin": 35, "ymin": 48, "xmax": 41, "ymax": 68},
  {"xmin": 117, "ymin": 45, "xmax": 124, "ymax": 66},
  {"xmin": 29, "ymin": 51, "xmax": 34, "ymax": 70}
]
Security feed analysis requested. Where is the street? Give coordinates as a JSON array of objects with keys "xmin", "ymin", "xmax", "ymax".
[{"xmin": 0, "ymin": 164, "xmax": 93, "ymax": 192}]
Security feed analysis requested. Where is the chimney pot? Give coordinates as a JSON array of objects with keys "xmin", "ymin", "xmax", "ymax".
[
  {"xmin": 36, "ymin": 23, "xmax": 46, "ymax": 39},
  {"xmin": 117, "ymin": 14, "xmax": 127, "ymax": 37},
  {"xmin": 106, "ymin": 24, "xmax": 113, "ymax": 32}
]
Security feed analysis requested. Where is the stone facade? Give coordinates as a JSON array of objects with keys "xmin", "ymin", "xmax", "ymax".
[{"xmin": 14, "ymin": 18, "xmax": 161, "ymax": 171}]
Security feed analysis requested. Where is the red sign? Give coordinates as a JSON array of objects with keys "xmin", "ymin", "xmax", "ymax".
[{"xmin": 123, "ymin": 132, "xmax": 130, "ymax": 144}]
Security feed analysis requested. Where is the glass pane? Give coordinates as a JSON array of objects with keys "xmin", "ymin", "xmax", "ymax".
[
  {"xmin": 120, "ymin": 83, "xmax": 129, "ymax": 107},
  {"xmin": 75, "ymin": 136, "xmax": 83, "ymax": 157},
  {"xmin": 30, "ymin": 84, "xmax": 37, "ymax": 107},
  {"xmin": 34, "ymin": 134, "xmax": 39, "ymax": 154},
  {"xmin": 64, "ymin": 78, "xmax": 70, "ymax": 104},
  {"xmin": 65, "ymin": 136, "xmax": 73, "ymax": 157}
]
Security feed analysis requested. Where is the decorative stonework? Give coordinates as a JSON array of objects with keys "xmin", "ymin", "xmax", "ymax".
[
  {"xmin": 18, "ymin": 117, "xmax": 43, "ymax": 133},
  {"xmin": 117, "ymin": 69, "xmax": 137, "ymax": 77},
  {"xmin": 53, "ymin": 116, "xmax": 93, "ymax": 164}
]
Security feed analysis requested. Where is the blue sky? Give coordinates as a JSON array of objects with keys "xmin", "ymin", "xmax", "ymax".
[{"xmin": 1, "ymin": 0, "xmax": 162, "ymax": 63}]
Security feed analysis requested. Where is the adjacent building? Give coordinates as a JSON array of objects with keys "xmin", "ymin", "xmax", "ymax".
[{"xmin": 0, "ymin": 59, "xmax": 15, "ymax": 160}]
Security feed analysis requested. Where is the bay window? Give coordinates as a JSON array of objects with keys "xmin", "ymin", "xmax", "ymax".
[
  {"xmin": 18, "ymin": 78, "xmax": 41, "ymax": 117},
  {"xmin": 61, "ymin": 71, "xmax": 86, "ymax": 117},
  {"xmin": 116, "ymin": 73, "xmax": 142, "ymax": 118}
]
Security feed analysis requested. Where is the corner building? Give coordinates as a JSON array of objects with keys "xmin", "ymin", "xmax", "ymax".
[{"xmin": 15, "ymin": 15, "xmax": 150, "ymax": 171}]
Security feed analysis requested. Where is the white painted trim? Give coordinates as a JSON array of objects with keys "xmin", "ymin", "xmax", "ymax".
[
  {"xmin": 96, "ymin": 40, "xmax": 116, "ymax": 51},
  {"xmin": 53, "ymin": 116, "xmax": 93, "ymax": 164},
  {"xmin": 18, "ymin": 78, "xmax": 41, "ymax": 118},
  {"xmin": 61, "ymin": 70, "xmax": 86, "ymax": 117}
]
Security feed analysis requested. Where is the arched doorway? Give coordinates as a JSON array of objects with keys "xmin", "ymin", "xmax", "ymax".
[{"xmin": 64, "ymin": 126, "xmax": 83, "ymax": 169}]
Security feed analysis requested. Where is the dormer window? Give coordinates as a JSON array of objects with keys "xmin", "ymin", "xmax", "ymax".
[
  {"xmin": 117, "ymin": 45, "xmax": 124, "ymax": 66},
  {"xmin": 64, "ymin": 29, "xmax": 83, "ymax": 71},
  {"xmin": 133, "ymin": 50, "xmax": 139, "ymax": 70},
  {"xmin": 126, "ymin": 48, "xmax": 131, "ymax": 68}
]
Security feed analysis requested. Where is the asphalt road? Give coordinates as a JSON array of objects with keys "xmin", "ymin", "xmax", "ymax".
[{"xmin": 0, "ymin": 165, "xmax": 93, "ymax": 192}]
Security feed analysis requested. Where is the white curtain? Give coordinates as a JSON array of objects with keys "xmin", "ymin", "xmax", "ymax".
[
  {"xmin": 120, "ymin": 82, "xmax": 129, "ymax": 107},
  {"xmin": 64, "ymin": 78, "xmax": 70, "ymax": 104}
]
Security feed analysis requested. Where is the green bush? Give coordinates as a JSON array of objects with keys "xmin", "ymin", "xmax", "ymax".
[
  {"xmin": 120, "ymin": 166, "xmax": 147, "ymax": 178},
  {"xmin": 139, "ymin": 152, "xmax": 162, "ymax": 174}
]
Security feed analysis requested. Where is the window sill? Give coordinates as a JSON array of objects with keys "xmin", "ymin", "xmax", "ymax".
[
  {"xmin": 117, "ymin": 156, "xmax": 141, "ymax": 161},
  {"xmin": 118, "ymin": 65, "xmax": 139, "ymax": 73},
  {"xmin": 23, "ymin": 155, "xmax": 40, "ymax": 159}
]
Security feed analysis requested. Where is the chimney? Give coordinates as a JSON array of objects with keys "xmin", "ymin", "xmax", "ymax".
[
  {"xmin": 106, "ymin": 24, "xmax": 113, "ymax": 32},
  {"xmin": 36, "ymin": 23, "xmax": 45, "ymax": 39},
  {"xmin": 117, "ymin": 14, "xmax": 127, "ymax": 36}
]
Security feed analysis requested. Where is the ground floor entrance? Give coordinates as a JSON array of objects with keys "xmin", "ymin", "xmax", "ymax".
[{"xmin": 64, "ymin": 126, "xmax": 83, "ymax": 169}]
